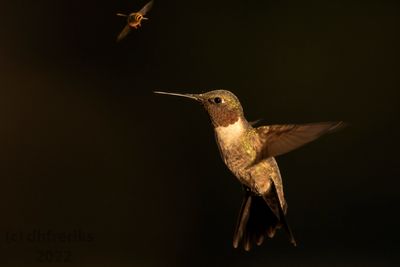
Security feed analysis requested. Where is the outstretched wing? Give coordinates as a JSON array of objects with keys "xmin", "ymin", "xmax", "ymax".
[
  {"xmin": 255, "ymin": 121, "xmax": 345, "ymax": 161},
  {"xmin": 138, "ymin": 0, "xmax": 154, "ymax": 15},
  {"xmin": 116, "ymin": 24, "xmax": 131, "ymax": 42}
]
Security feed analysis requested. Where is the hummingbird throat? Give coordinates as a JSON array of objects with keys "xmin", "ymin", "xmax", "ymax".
[{"xmin": 207, "ymin": 106, "xmax": 242, "ymax": 128}]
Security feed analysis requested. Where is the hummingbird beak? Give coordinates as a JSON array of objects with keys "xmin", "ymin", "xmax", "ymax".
[
  {"xmin": 116, "ymin": 13, "xmax": 128, "ymax": 17},
  {"xmin": 154, "ymin": 91, "xmax": 202, "ymax": 102},
  {"xmin": 142, "ymin": 17, "xmax": 149, "ymax": 20}
]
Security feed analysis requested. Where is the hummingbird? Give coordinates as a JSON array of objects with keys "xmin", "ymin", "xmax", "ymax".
[
  {"xmin": 116, "ymin": 0, "xmax": 154, "ymax": 42},
  {"xmin": 154, "ymin": 90, "xmax": 344, "ymax": 251}
]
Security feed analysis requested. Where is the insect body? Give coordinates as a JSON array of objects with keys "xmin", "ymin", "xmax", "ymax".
[{"xmin": 116, "ymin": 0, "xmax": 154, "ymax": 42}]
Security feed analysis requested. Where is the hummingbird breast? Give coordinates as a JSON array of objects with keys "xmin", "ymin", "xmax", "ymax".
[
  {"xmin": 214, "ymin": 120, "xmax": 258, "ymax": 185},
  {"xmin": 214, "ymin": 119, "xmax": 284, "ymax": 197}
]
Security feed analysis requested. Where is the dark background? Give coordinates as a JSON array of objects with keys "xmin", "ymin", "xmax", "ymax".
[{"xmin": 0, "ymin": 0, "xmax": 399, "ymax": 266}]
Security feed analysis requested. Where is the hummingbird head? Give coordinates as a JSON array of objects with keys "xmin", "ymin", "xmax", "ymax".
[{"xmin": 154, "ymin": 90, "xmax": 244, "ymax": 127}]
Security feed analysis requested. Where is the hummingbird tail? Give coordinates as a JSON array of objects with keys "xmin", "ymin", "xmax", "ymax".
[
  {"xmin": 233, "ymin": 185, "xmax": 296, "ymax": 251},
  {"xmin": 233, "ymin": 192, "xmax": 280, "ymax": 251}
]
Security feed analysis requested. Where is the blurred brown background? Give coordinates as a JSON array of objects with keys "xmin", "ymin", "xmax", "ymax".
[{"xmin": 0, "ymin": 0, "xmax": 399, "ymax": 266}]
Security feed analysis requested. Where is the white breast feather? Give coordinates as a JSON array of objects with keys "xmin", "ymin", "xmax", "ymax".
[{"xmin": 215, "ymin": 119, "xmax": 245, "ymax": 145}]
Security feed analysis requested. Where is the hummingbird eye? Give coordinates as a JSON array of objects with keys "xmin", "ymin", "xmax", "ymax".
[{"xmin": 214, "ymin": 97, "xmax": 222, "ymax": 104}]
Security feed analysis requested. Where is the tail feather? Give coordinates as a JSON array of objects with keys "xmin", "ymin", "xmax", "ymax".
[
  {"xmin": 267, "ymin": 180, "xmax": 297, "ymax": 247},
  {"xmin": 233, "ymin": 185, "xmax": 296, "ymax": 250},
  {"xmin": 233, "ymin": 189, "xmax": 252, "ymax": 248}
]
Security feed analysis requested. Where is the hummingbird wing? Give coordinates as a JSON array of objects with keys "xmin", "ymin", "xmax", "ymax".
[
  {"xmin": 255, "ymin": 121, "xmax": 345, "ymax": 161},
  {"xmin": 233, "ymin": 183, "xmax": 296, "ymax": 251},
  {"xmin": 138, "ymin": 0, "xmax": 154, "ymax": 15},
  {"xmin": 116, "ymin": 24, "xmax": 131, "ymax": 42},
  {"xmin": 249, "ymin": 119, "xmax": 264, "ymax": 127}
]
